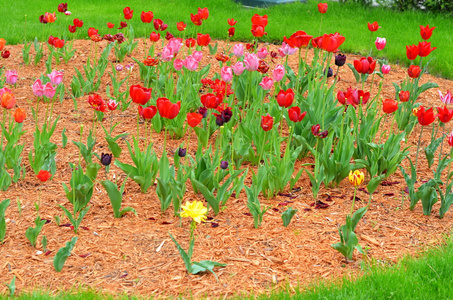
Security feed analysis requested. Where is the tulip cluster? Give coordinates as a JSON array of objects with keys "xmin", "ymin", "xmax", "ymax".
[
  {"xmin": 190, "ymin": 7, "xmax": 209, "ymax": 26},
  {"xmin": 251, "ymin": 14, "xmax": 268, "ymax": 38}
]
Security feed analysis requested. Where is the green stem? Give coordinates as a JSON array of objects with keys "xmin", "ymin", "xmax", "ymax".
[
  {"xmin": 350, "ymin": 186, "xmax": 358, "ymax": 216},
  {"xmin": 414, "ymin": 126, "xmax": 424, "ymax": 171},
  {"xmin": 258, "ymin": 131, "xmax": 266, "ymax": 165}
]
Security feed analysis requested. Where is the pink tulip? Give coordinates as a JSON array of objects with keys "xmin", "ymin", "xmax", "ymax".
[
  {"xmin": 221, "ymin": 66, "xmax": 233, "ymax": 83},
  {"xmin": 168, "ymin": 38, "xmax": 182, "ymax": 54},
  {"xmin": 375, "ymin": 37, "xmax": 386, "ymax": 51},
  {"xmin": 279, "ymin": 42, "xmax": 296, "ymax": 56},
  {"xmin": 193, "ymin": 51, "xmax": 203, "ymax": 62},
  {"xmin": 244, "ymin": 53, "xmax": 259, "ymax": 71},
  {"xmin": 173, "ymin": 58, "xmax": 183, "ymax": 70},
  {"xmin": 272, "ymin": 64, "xmax": 285, "ymax": 82},
  {"xmin": 161, "ymin": 46, "xmax": 174, "ymax": 62},
  {"xmin": 32, "ymin": 79, "xmax": 44, "ymax": 97},
  {"xmin": 43, "ymin": 82, "xmax": 56, "ymax": 98},
  {"xmin": 257, "ymin": 47, "xmax": 268, "ymax": 59},
  {"xmin": 233, "ymin": 43, "xmax": 244, "ymax": 57},
  {"xmin": 381, "ymin": 64, "xmax": 391, "ymax": 74},
  {"xmin": 259, "ymin": 76, "xmax": 274, "ymax": 90},
  {"xmin": 0, "ymin": 87, "xmax": 12, "ymax": 97},
  {"xmin": 47, "ymin": 70, "xmax": 64, "ymax": 85},
  {"xmin": 232, "ymin": 61, "xmax": 246, "ymax": 76},
  {"xmin": 439, "ymin": 90, "xmax": 453, "ymax": 105},
  {"xmin": 6, "ymin": 70, "xmax": 18, "ymax": 85},
  {"xmin": 183, "ymin": 56, "xmax": 199, "ymax": 71}
]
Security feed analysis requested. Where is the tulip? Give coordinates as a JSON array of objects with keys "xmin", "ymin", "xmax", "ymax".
[
  {"xmin": 88, "ymin": 94, "xmax": 107, "ymax": 112},
  {"xmin": 438, "ymin": 106, "xmax": 453, "ymax": 123},
  {"xmin": 318, "ymin": 3, "xmax": 328, "ymax": 13},
  {"xmin": 311, "ymin": 124, "xmax": 328, "ymax": 138},
  {"xmin": 107, "ymin": 99, "xmax": 118, "ymax": 111},
  {"xmin": 276, "ymin": 89, "xmax": 295, "ymax": 108},
  {"xmin": 367, "ymin": 21, "xmax": 379, "ymax": 32},
  {"xmin": 221, "ymin": 66, "xmax": 233, "ymax": 83},
  {"xmin": 138, "ymin": 105, "xmax": 157, "ymax": 120},
  {"xmin": 88, "ymin": 27, "xmax": 98, "ymax": 38},
  {"xmin": 257, "ymin": 47, "xmax": 268, "ymax": 59},
  {"xmin": 335, "ymin": 53, "xmax": 346, "ymax": 67},
  {"xmin": 5, "ymin": 70, "xmax": 18, "ymax": 85},
  {"xmin": 251, "ymin": 14, "xmax": 268, "ymax": 27},
  {"xmin": 279, "ymin": 42, "xmax": 297, "ymax": 56},
  {"xmin": 43, "ymin": 83, "xmax": 56, "ymax": 98},
  {"xmin": 73, "ymin": 18, "xmax": 83, "ymax": 27},
  {"xmin": 198, "ymin": 107, "xmax": 208, "ymax": 118},
  {"xmin": 381, "ymin": 64, "xmax": 391, "ymax": 74},
  {"xmin": 321, "ymin": 32, "xmax": 345, "ymax": 53},
  {"xmin": 408, "ymin": 65, "xmax": 421, "ymax": 78},
  {"xmin": 1, "ymin": 50, "xmax": 10, "ymax": 59},
  {"xmin": 406, "ymin": 44, "xmax": 418, "ymax": 60},
  {"xmin": 130, "ymin": 85, "xmax": 152, "ymax": 105},
  {"xmin": 187, "ymin": 113, "xmax": 203, "ymax": 128},
  {"xmin": 0, "ymin": 88, "xmax": 11, "ymax": 97},
  {"xmin": 259, "ymin": 77, "xmax": 274, "ymax": 91},
  {"xmin": 198, "ymin": 7, "xmax": 209, "ymax": 20},
  {"xmin": 201, "ymin": 93, "xmax": 221, "ymax": 109},
  {"xmin": 100, "ymin": 153, "xmax": 113, "ymax": 166},
  {"xmin": 123, "ymin": 7, "xmax": 133, "ymax": 20},
  {"xmin": 13, "ymin": 107, "xmax": 26, "ymax": 123},
  {"xmin": 399, "ymin": 91, "xmax": 410, "ymax": 102},
  {"xmin": 349, "ymin": 170, "xmax": 364, "ymax": 186},
  {"xmin": 107, "ymin": 22, "xmax": 115, "ymax": 29},
  {"xmin": 283, "ymin": 30, "xmax": 313, "ymax": 49},
  {"xmin": 420, "ymin": 24, "xmax": 435, "ymax": 40},
  {"xmin": 220, "ymin": 161, "xmax": 229, "ymax": 170},
  {"xmin": 357, "ymin": 90, "xmax": 370, "ymax": 106},
  {"xmin": 244, "ymin": 53, "xmax": 259, "ymax": 71},
  {"xmin": 173, "ymin": 59, "xmax": 183, "ymax": 71},
  {"xmin": 168, "ymin": 38, "xmax": 182, "ymax": 54},
  {"xmin": 418, "ymin": 41, "xmax": 436, "ymax": 57},
  {"xmin": 193, "ymin": 51, "xmax": 203, "ymax": 62},
  {"xmin": 37, "ymin": 170, "xmax": 51, "ymax": 182},
  {"xmin": 65, "ymin": 11, "xmax": 71, "ymax": 16},
  {"xmin": 438, "ymin": 90, "xmax": 452, "ymax": 105},
  {"xmin": 141, "ymin": 11, "xmax": 153, "ymax": 23},
  {"xmin": 190, "ymin": 13, "xmax": 203, "ymax": 26},
  {"xmin": 1, "ymin": 93, "xmax": 16, "ymax": 109},
  {"xmin": 58, "ymin": 3, "xmax": 68, "ymax": 13},
  {"xmin": 47, "ymin": 70, "xmax": 63, "ymax": 85},
  {"xmin": 32, "ymin": 79, "xmax": 44, "ymax": 97},
  {"xmin": 115, "ymin": 64, "xmax": 123, "ymax": 72},
  {"xmin": 353, "ymin": 57, "xmax": 376, "ymax": 74},
  {"xmin": 150, "ymin": 32, "xmax": 160, "ymax": 42},
  {"xmin": 153, "ymin": 19, "xmax": 168, "ymax": 31},
  {"xmin": 183, "ymin": 56, "xmax": 199, "ymax": 71},
  {"xmin": 0, "ymin": 38, "xmax": 5, "ymax": 51},
  {"xmin": 233, "ymin": 43, "xmax": 244, "ymax": 58},
  {"xmin": 161, "ymin": 46, "xmax": 174, "ymax": 62},
  {"xmin": 185, "ymin": 38, "xmax": 196, "ymax": 48},
  {"xmin": 261, "ymin": 114, "xmax": 273, "ymax": 131},
  {"xmin": 196, "ymin": 33, "xmax": 211, "ymax": 46},
  {"xmin": 178, "ymin": 148, "xmax": 187, "ymax": 157},
  {"xmin": 157, "ymin": 98, "xmax": 181, "ymax": 119},
  {"xmin": 228, "ymin": 27, "xmax": 236, "ymax": 37},
  {"xmin": 228, "ymin": 18, "xmax": 237, "ymax": 26},
  {"xmin": 375, "ymin": 37, "xmax": 386, "ymax": 50},
  {"xmin": 417, "ymin": 106, "xmax": 436, "ymax": 126},
  {"xmin": 272, "ymin": 64, "xmax": 285, "ymax": 82},
  {"xmin": 448, "ymin": 130, "xmax": 453, "ymax": 147},
  {"xmin": 45, "ymin": 12, "xmax": 56, "ymax": 23},
  {"xmin": 175, "ymin": 21, "xmax": 186, "ymax": 32},
  {"xmin": 232, "ymin": 61, "xmax": 246, "ymax": 76},
  {"xmin": 165, "ymin": 31, "xmax": 174, "ymax": 40},
  {"xmin": 68, "ymin": 25, "xmax": 77, "ymax": 33},
  {"xmin": 214, "ymin": 106, "xmax": 233, "ymax": 126},
  {"xmin": 337, "ymin": 87, "xmax": 358, "ymax": 106},
  {"xmin": 382, "ymin": 99, "xmax": 398, "ymax": 114},
  {"xmin": 288, "ymin": 107, "xmax": 306, "ymax": 123}
]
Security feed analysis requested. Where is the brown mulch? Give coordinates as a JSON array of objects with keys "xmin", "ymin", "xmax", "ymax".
[{"xmin": 0, "ymin": 38, "xmax": 452, "ymax": 298}]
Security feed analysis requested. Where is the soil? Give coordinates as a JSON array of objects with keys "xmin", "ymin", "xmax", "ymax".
[{"xmin": 0, "ymin": 38, "xmax": 452, "ymax": 298}]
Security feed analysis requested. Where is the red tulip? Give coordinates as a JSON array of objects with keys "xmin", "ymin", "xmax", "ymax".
[
  {"xmin": 276, "ymin": 89, "xmax": 295, "ymax": 108},
  {"xmin": 228, "ymin": 27, "xmax": 236, "ymax": 37},
  {"xmin": 73, "ymin": 18, "xmax": 83, "ymax": 27},
  {"xmin": 420, "ymin": 24, "xmax": 435, "ymax": 40},
  {"xmin": 123, "ymin": 7, "xmax": 133, "ymax": 20},
  {"xmin": 353, "ymin": 57, "xmax": 376, "ymax": 74},
  {"xmin": 382, "ymin": 99, "xmax": 398, "ymax": 114},
  {"xmin": 165, "ymin": 31, "xmax": 174, "ymax": 40},
  {"xmin": 118, "ymin": 21, "xmax": 127, "ymax": 29},
  {"xmin": 437, "ymin": 106, "xmax": 453, "ymax": 123},
  {"xmin": 107, "ymin": 22, "xmax": 115, "ymax": 29},
  {"xmin": 406, "ymin": 44, "xmax": 418, "ymax": 60},
  {"xmin": 283, "ymin": 31, "xmax": 313, "ymax": 49},
  {"xmin": 251, "ymin": 14, "xmax": 268, "ymax": 27},
  {"xmin": 321, "ymin": 32, "xmax": 345, "ymax": 53},
  {"xmin": 367, "ymin": 21, "xmax": 379, "ymax": 32},
  {"xmin": 53, "ymin": 38, "xmax": 65, "ymax": 48},
  {"xmin": 177, "ymin": 22, "xmax": 186, "ymax": 31},
  {"xmin": 13, "ymin": 107, "xmax": 26, "ymax": 123},
  {"xmin": 58, "ymin": 3, "xmax": 68, "ymax": 13},
  {"xmin": 138, "ymin": 105, "xmax": 157, "ymax": 120},
  {"xmin": 357, "ymin": 90, "xmax": 370, "ymax": 106},
  {"xmin": 153, "ymin": 19, "xmax": 167, "ymax": 31},
  {"xmin": 157, "ymin": 98, "xmax": 181, "ymax": 119},
  {"xmin": 228, "ymin": 18, "xmax": 237, "ymax": 26},
  {"xmin": 150, "ymin": 32, "xmax": 160, "ymax": 42},
  {"xmin": 1, "ymin": 50, "xmax": 10, "ymax": 59},
  {"xmin": 190, "ymin": 13, "xmax": 203, "ymax": 26},
  {"xmin": 198, "ymin": 7, "xmax": 209, "ymax": 20},
  {"xmin": 37, "ymin": 170, "xmax": 51, "ymax": 182},
  {"xmin": 141, "ymin": 11, "xmax": 153, "ymax": 23},
  {"xmin": 201, "ymin": 93, "xmax": 221, "ymax": 109},
  {"xmin": 187, "ymin": 112, "xmax": 203, "ymax": 127},
  {"xmin": 185, "ymin": 38, "xmax": 196, "ymax": 48},
  {"xmin": 197, "ymin": 33, "xmax": 211, "ymax": 46},
  {"xmin": 130, "ymin": 85, "xmax": 152, "ymax": 105},
  {"xmin": 408, "ymin": 65, "xmax": 421, "ymax": 78},
  {"xmin": 88, "ymin": 94, "xmax": 107, "ymax": 112},
  {"xmin": 311, "ymin": 124, "xmax": 328, "ymax": 138},
  {"xmin": 337, "ymin": 87, "xmax": 358, "ymax": 106},
  {"xmin": 418, "ymin": 41, "xmax": 436, "ymax": 57},
  {"xmin": 318, "ymin": 3, "xmax": 328, "ymax": 14},
  {"xmin": 251, "ymin": 25, "xmax": 266, "ymax": 38},
  {"xmin": 288, "ymin": 107, "xmax": 306, "ymax": 122},
  {"xmin": 48, "ymin": 35, "xmax": 55, "ymax": 46},
  {"xmin": 399, "ymin": 91, "xmax": 410, "ymax": 102},
  {"xmin": 261, "ymin": 114, "xmax": 273, "ymax": 131},
  {"xmin": 88, "ymin": 27, "xmax": 98, "ymax": 38},
  {"xmin": 417, "ymin": 106, "xmax": 436, "ymax": 126},
  {"xmin": 68, "ymin": 25, "xmax": 76, "ymax": 33}
]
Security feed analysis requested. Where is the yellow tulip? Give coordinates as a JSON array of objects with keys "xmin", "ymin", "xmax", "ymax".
[
  {"xmin": 349, "ymin": 170, "xmax": 364, "ymax": 186},
  {"xmin": 180, "ymin": 200, "xmax": 207, "ymax": 224}
]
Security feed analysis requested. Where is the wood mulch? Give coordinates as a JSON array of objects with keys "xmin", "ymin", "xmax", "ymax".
[{"xmin": 0, "ymin": 38, "xmax": 452, "ymax": 298}]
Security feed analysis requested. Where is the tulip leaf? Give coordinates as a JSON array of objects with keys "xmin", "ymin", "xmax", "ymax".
[
  {"xmin": 53, "ymin": 237, "xmax": 78, "ymax": 272},
  {"xmin": 0, "ymin": 199, "xmax": 11, "ymax": 243},
  {"xmin": 168, "ymin": 233, "xmax": 192, "ymax": 273},
  {"xmin": 281, "ymin": 207, "xmax": 298, "ymax": 227},
  {"xmin": 424, "ymin": 135, "xmax": 444, "ymax": 168}
]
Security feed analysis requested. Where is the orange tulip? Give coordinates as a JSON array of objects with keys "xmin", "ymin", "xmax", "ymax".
[
  {"xmin": 1, "ymin": 92, "xmax": 16, "ymax": 109},
  {"xmin": 13, "ymin": 108, "xmax": 26, "ymax": 123},
  {"xmin": 0, "ymin": 38, "xmax": 5, "ymax": 51},
  {"xmin": 45, "ymin": 12, "xmax": 57, "ymax": 23}
]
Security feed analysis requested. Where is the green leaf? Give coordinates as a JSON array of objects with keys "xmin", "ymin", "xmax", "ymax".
[
  {"xmin": 168, "ymin": 232, "xmax": 192, "ymax": 273},
  {"xmin": 424, "ymin": 136, "xmax": 444, "ymax": 168},
  {"xmin": 367, "ymin": 174, "xmax": 385, "ymax": 195},
  {"xmin": 101, "ymin": 179, "xmax": 123, "ymax": 218},
  {"xmin": 191, "ymin": 260, "xmax": 226, "ymax": 282},
  {"xmin": 53, "ymin": 237, "xmax": 78, "ymax": 272},
  {"xmin": 0, "ymin": 199, "xmax": 10, "ymax": 243},
  {"xmin": 6, "ymin": 276, "xmax": 16, "ymax": 297},
  {"xmin": 281, "ymin": 207, "xmax": 298, "ymax": 227},
  {"xmin": 190, "ymin": 177, "xmax": 220, "ymax": 215},
  {"xmin": 62, "ymin": 128, "xmax": 68, "ymax": 148}
]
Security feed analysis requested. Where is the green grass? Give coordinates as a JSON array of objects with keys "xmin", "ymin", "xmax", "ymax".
[
  {"xmin": 0, "ymin": 0, "xmax": 452, "ymax": 78},
  {"xmin": 2, "ymin": 236, "xmax": 453, "ymax": 299}
]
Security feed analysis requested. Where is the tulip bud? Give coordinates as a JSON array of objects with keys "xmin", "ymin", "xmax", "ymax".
[
  {"xmin": 198, "ymin": 107, "xmax": 208, "ymax": 118},
  {"xmin": 220, "ymin": 160, "xmax": 229, "ymax": 170},
  {"xmin": 324, "ymin": 67, "xmax": 333, "ymax": 78},
  {"xmin": 178, "ymin": 148, "xmax": 187, "ymax": 157},
  {"xmin": 335, "ymin": 53, "xmax": 346, "ymax": 67},
  {"xmin": 116, "ymin": 64, "xmax": 123, "ymax": 71},
  {"xmin": 381, "ymin": 64, "xmax": 391, "ymax": 74},
  {"xmin": 348, "ymin": 170, "xmax": 364, "ymax": 186},
  {"xmin": 100, "ymin": 153, "xmax": 113, "ymax": 166},
  {"xmin": 448, "ymin": 130, "xmax": 453, "ymax": 147}
]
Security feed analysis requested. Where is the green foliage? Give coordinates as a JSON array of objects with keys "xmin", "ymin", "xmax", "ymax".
[
  {"xmin": 62, "ymin": 163, "xmax": 94, "ymax": 213},
  {"xmin": 0, "ymin": 199, "xmax": 11, "ymax": 243},
  {"xmin": 25, "ymin": 216, "xmax": 46, "ymax": 247},
  {"xmin": 332, "ymin": 207, "xmax": 367, "ymax": 260},
  {"xmin": 53, "ymin": 237, "xmax": 78, "ymax": 272},
  {"xmin": 100, "ymin": 178, "xmax": 137, "ymax": 218},
  {"xmin": 281, "ymin": 207, "xmax": 297, "ymax": 227}
]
